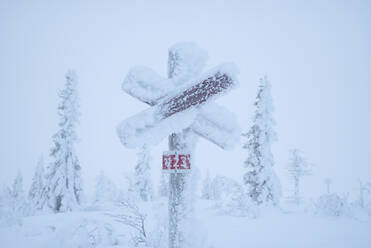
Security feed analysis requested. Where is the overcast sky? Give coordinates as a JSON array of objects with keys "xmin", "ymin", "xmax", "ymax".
[{"xmin": 0, "ymin": 0, "xmax": 370, "ymax": 200}]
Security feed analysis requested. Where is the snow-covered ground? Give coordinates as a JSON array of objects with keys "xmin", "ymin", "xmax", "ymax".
[
  {"xmin": 1, "ymin": 200, "xmax": 370, "ymax": 248},
  {"xmin": 199, "ymin": 202, "xmax": 371, "ymax": 248}
]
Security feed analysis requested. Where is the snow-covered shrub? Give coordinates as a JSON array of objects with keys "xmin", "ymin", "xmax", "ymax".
[
  {"xmin": 94, "ymin": 171, "xmax": 119, "ymax": 203},
  {"xmin": 211, "ymin": 176, "xmax": 241, "ymax": 201},
  {"xmin": 106, "ymin": 196, "xmax": 170, "ymax": 248},
  {"xmin": 58, "ymin": 219, "xmax": 119, "ymax": 248},
  {"xmin": 215, "ymin": 190, "xmax": 258, "ymax": 218},
  {"xmin": 314, "ymin": 193, "xmax": 350, "ymax": 217},
  {"xmin": 107, "ymin": 197, "xmax": 151, "ymax": 247},
  {"xmin": 211, "ymin": 176, "xmax": 258, "ymax": 217},
  {"xmin": 134, "ymin": 145, "xmax": 153, "ymax": 202}
]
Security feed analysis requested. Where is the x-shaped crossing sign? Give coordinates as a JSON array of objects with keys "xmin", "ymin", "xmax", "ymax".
[{"xmin": 117, "ymin": 43, "xmax": 240, "ymax": 150}]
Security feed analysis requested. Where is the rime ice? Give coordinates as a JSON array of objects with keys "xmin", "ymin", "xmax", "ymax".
[
  {"xmin": 118, "ymin": 54, "xmax": 240, "ymax": 150},
  {"xmin": 117, "ymin": 43, "xmax": 240, "ymax": 248}
]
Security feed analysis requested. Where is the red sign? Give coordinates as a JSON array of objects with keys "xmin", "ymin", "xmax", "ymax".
[{"xmin": 162, "ymin": 152, "xmax": 191, "ymax": 173}]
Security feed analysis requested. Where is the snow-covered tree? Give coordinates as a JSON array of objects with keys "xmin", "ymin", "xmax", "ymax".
[
  {"xmin": 201, "ymin": 170, "xmax": 212, "ymax": 200},
  {"xmin": 242, "ymin": 76, "xmax": 281, "ymax": 206},
  {"xmin": 43, "ymin": 71, "xmax": 83, "ymax": 212},
  {"xmin": 0, "ymin": 186, "xmax": 11, "ymax": 208},
  {"xmin": 95, "ymin": 171, "xmax": 119, "ymax": 203},
  {"xmin": 9, "ymin": 171, "xmax": 27, "ymax": 217},
  {"xmin": 12, "ymin": 171, "xmax": 24, "ymax": 199},
  {"xmin": 28, "ymin": 155, "xmax": 46, "ymax": 211},
  {"xmin": 134, "ymin": 145, "xmax": 153, "ymax": 201},
  {"xmin": 286, "ymin": 149, "xmax": 311, "ymax": 205},
  {"xmin": 158, "ymin": 172, "xmax": 169, "ymax": 198},
  {"xmin": 356, "ymin": 180, "xmax": 371, "ymax": 208},
  {"xmin": 325, "ymin": 178, "xmax": 332, "ymax": 194},
  {"xmin": 0, "ymin": 185, "xmax": 21, "ymax": 226}
]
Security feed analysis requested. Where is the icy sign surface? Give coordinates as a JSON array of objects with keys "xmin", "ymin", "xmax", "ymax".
[
  {"xmin": 159, "ymin": 71, "xmax": 234, "ymax": 119},
  {"xmin": 117, "ymin": 43, "xmax": 240, "ymax": 149}
]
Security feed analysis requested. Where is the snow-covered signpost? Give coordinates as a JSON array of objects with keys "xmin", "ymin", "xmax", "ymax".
[{"xmin": 118, "ymin": 43, "xmax": 240, "ymax": 248}]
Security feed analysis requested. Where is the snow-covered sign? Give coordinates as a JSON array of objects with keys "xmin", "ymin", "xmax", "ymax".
[
  {"xmin": 117, "ymin": 44, "xmax": 240, "ymax": 150},
  {"xmin": 117, "ymin": 43, "xmax": 240, "ymax": 248},
  {"xmin": 162, "ymin": 151, "xmax": 191, "ymax": 173}
]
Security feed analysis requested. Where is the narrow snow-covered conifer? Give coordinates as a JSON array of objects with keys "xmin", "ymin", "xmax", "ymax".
[
  {"xmin": 324, "ymin": 178, "xmax": 332, "ymax": 194},
  {"xmin": 43, "ymin": 71, "xmax": 83, "ymax": 212},
  {"xmin": 11, "ymin": 171, "xmax": 26, "ymax": 215},
  {"xmin": 134, "ymin": 145, "xmax": 153, "ymax": 201},
  {"xmin": 356, "ymin": 180, "xmax": 371, "ymax": 208},
  {"xmin": 158, "ymin": 172, "xmax": 169, "ymax": 198},
  {"xmin": 286, "ymin": 149, "xmax": 311, "ymax": 205},
  {"xmin": 12, "ymin": 171, "xmax": 24, "ymax": 200},
  {"xmin": 28, "ymin": 155, "xmax": 46, "ymax": 211},
  {"xmin": 201, "ymin": 170, "xmax": 212, "ymax": 200},
  {"xmin": 242, "ymin": 76, "xmax": 281, "ymax": 206},
  {"xmin": 0, "ymin": 185, "xmax": 22, "ymax": 226}
]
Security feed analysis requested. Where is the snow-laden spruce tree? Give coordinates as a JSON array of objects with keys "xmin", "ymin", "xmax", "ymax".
[
  {"xmin": 95, "ymin": 171, "xmax": 119, "ymax": 203},
  {"xmin": 286, "ymin": 149, "xmax": 311, "ymax": 205},
  {"xmin": 356, "ymin": 180, "xmax": 371, "ymax": 209},
  {"xmin": 11, "ymin": 171, "xmax": 27, "ymax": 216},
  {"xmin": 325, "ymin": 178, "xmax": 332, "ymax": 194},
  {"xmin": 134, "ymin": 145, "xmax": 153, "ymax": 201},
  {"xmin": 158, "ymin": 172, "xmax": 169, "ymax": 198},
  {"xmin": 201, "ymin": 170, "xmax": 212, "ymax": 200},
  {"xmin": 28, "ymin": 155, "xmax": 46, "ymax": 212},
  {"xmin": 242, "ymin": 76, "xmax": 281, "ymax": 206},
  {"xmin": 43, "ymin": 71, "xmax": 83, "ymax": 212}
]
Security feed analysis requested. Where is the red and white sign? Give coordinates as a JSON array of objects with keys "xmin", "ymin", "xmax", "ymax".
[{"xmin": 162, "ymin": 151, "xmax": 191, "ymax": 173}]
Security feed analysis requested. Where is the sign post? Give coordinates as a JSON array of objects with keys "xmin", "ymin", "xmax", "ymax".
[{"xmin": 118, "ymin": 43, "xmax": 239, "ymax": 248}]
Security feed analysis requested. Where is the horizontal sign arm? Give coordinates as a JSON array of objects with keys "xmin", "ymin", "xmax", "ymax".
[{"xmin": 158, "ymin": 72, "xmax": 235, "ymax": 119}]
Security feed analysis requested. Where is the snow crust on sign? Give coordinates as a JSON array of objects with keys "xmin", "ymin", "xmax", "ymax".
[
  {"xmin": 168, "ymin": 42, "xmax": 208, "ymax": 85},
  {"xmin": 118, "ymin": 63, "xmax": 239, "ymax": 149},
  {"xmin": 191, "ymin": 103, "xmax": 241, "ymax": 150},
  {"xmin": 162, "ymin": 62, "xmax": 239, "ymax": 104},
  {"xmin": 157, "ymin": 63, "xmax": 239, "ymax": 118},
  {"xmin": 122, "ymin": 66, "xmax": 173, "ymax": 105},
  {"xmin": 122, "ymin": 43, "xmax": 208, "ymax": 106},
  {"xmin": 117, "ymin": 107, "xmax": 198, "ymax": 149},
  {"xmin": 119, "ymin": 43, "xmax": 240, "ymax": 149}
]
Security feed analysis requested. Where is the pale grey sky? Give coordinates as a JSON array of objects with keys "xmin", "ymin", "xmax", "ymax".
[{"xmin": 0, "ymin": 0, "xmax": 370, "ymax": 200}]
